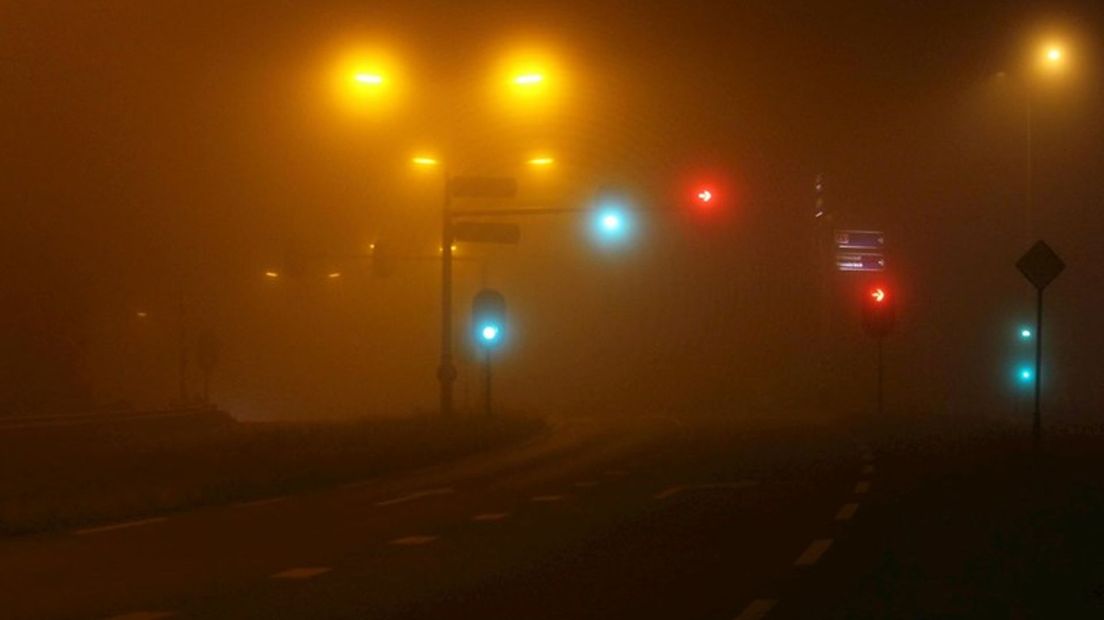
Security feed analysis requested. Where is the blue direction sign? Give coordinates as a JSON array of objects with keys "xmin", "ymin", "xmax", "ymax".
[
  {"xmin": 835, "ymin": 230, "xmax": 886, "ymax": 250},
  {"xmin": 836, "ymin": 253, "xmax": 886, "ymax": 272}
]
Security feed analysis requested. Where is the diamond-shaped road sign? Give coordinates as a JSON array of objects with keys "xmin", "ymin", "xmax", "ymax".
[{"xmin": 1016, "ymin": 241, "xmax": 1065, "ymax": 291}]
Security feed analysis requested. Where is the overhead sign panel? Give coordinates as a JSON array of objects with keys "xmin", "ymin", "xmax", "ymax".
[
  {"xmin": 835, "ymin": 229, "xmax": 885, "ymax": 250},
  {"xmin": 836, "ymin": 253, "xmax": 886, "ymax": 272},
  {"xmin": 452, "ymin": 222, "xmax": 521, "ymax": 244},
  {"xmin": 448, "ymin": 176, "xmax": 517, "ymax": 199}
]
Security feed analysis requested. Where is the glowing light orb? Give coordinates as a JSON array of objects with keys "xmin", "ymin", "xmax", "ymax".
[
  {"xmin": 871, "ymin": 288, "xmax": 886, "ymax": 303},
  {"xmin": 481, "ymin": 325, "xmax": 500, "ymax": 342},
  {"xmin": 697, "ymin": 189, "xmax": 713, "ymax": 203}
]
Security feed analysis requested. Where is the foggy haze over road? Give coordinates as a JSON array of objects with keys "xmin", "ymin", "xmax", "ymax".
[{"xmin": 4, "ymin": 1, "xmax": 1103, "ymax": 419}]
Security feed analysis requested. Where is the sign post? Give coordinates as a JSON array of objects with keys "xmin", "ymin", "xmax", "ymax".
[{"xmin": 1015, "ymin": 240, "xmax": 1065, "ymax": 450}]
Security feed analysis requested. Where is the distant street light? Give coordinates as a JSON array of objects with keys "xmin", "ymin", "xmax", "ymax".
[
  {"xmin": 412, "ymin": 156, "xmax": 440, "ymax": 167},
  {"xmin": 264, "ymin": 271, "xmax": 280, "ymax": 279},
  {"xmin": 528, "ymin": 156, "xmax": 555, "ymax": 166},
  {"xmin": 514, "ymin": 74, "xmax": 544, "ymax": 85},
  {"xmin": 327, "ymin": 272, "xmax": 342, "ymax": 279}
]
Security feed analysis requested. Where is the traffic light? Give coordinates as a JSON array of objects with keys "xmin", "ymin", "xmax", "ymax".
[
  {"xmin": 371, "ymin": 241, "xmax": 393, "ymax": 277},
  {"xmin": 861, "ymin": 286, "xmax": 896, "ymax": 338},
  {"xmin": 590, "ymin": 201, "xmax": 634, "ymax": 246},
  {"xmin": 694, "ymin": 186, "xmax": 715, "ymax": 208},
  {"xmin": 472, "ymin": 289, "xmax": 506, "ymax": 349}
]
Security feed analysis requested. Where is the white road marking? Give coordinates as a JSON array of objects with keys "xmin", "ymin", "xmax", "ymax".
[
  {"xmin": 836, "ymin": 503, "xmax": 859, "ymax": 521},
  {"xmin": 653, "ymin": 485, "xmax": 687, "ymax": 500},
  {"xmin": 862, "ymin": 464, "xmax": 875, "ymax": 475},
  {"xmin": 573, "ymin": 480, "xmax": 600, "ymax": 488},
  {"xmin": 74, "ymin": 517, "xmax": 168, "ymax": 536},
  {"xmin": 271, "ymin": 567, "xmax": 331, "ymax": 580},
  {"xmin": 104, "ymin": 612, "xmax": 175, "ymax": 620},
  {"xmin": 794, "ymin": 539, "xmax": 833, "ymax": 567},
  {"xmin": 530, "ymin": 495, "xmax": 565, "ymax": 503},
  {"xmin": 375, "ymin": 487, "xmax": 455, "ymax": 507},
  {"xmin": 390, "ymin": 535, "xmax": 438, "ymax": 546},
  {"xmin": 235, "ymin": 497, "xmax": 287, "ymax": 508},
  {"xmin": 472, "ymin": 512, "xmax": 510, "ymax": 522},
  {"xmin": 653, "ymin": 481, "xmax": 759, "ymax": 500},
  {"xmin": 734, "ymin": 598, "xmax": 777, "ymax": 620},
  {"xmin": 855, "ymin": 481, "xmax": 871, "ymax": 494}
]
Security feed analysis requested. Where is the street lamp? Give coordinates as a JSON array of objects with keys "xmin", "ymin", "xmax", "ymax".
[{"xmin": 1018, "ymin": 39, "xmax": 1071, "ymax": 238}]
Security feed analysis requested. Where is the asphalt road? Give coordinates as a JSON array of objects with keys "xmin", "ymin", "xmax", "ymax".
[{"xmin": 3, "ymin": 413, "xmax": 1102, "ymax": 619}]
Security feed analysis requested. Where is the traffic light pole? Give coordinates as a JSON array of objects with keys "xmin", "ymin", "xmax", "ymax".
[
  {"xmin": 1033, "ymin": 288, "xmax": 1043, "ymax": 450},
  {"xmin": 439, "ymin": 177, "xmax": 457, "ymax": 417},
  {"xmin": 876, "ymin": 336, "xmax": 884, "ymax": 417},
  {"xmin": 484, "ymin": 349, "xmax": 492, "ymax": 416}
]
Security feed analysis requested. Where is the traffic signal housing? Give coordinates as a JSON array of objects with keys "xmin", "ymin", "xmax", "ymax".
[
  {"xmin": 472, "ymin": 289, "xmax": 506, "ymax": 350},
  {"xmin": 861, "ymin": 286, "xmax": 896, "ymax": 338}
]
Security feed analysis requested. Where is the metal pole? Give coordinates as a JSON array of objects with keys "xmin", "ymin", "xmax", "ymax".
[
  {"xmin": 484, "ymin": 349, "xmax": 492, "ymax": 416},
  {"xmin": 876, "ymin": 336, "xmax": 884, "ymax": 416},
  {"xmin": 178, "ymin": 297, "xmax": 188, "ymax": 405},
  {"xmin": 438, "ymin": 173, "xmax": 456, "ymax": 417},
  {"xmin": 1033, "ymin": 288, "xmax": 1043, "ymax": 450},
  {"xmin": 1026, "ymin": 95, "xmax": 1034, "ymax": 239}
]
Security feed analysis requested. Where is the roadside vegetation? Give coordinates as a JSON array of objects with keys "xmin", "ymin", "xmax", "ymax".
[{"xmin": 0, "ymin": 413, "xmax": 544, "ymax": 535}]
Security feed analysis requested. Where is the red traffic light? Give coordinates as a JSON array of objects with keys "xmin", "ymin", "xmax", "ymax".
[
  {"xmin": 695, "ymin": 187, "xmax": 714, "ymax": 205},
  {"xmin": 870, "ymin": 287, "xmax": 887, "ymax": 303}
]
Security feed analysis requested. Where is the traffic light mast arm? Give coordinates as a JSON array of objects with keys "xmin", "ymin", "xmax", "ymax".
[{"xmin": 450, "ymin": 204, "xmax": 682, "ymax": 219}]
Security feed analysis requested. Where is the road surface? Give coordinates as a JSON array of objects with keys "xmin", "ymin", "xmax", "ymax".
[{"xmin": 3, "ymin": 413, "xmax": 1102, "ymax": 619}]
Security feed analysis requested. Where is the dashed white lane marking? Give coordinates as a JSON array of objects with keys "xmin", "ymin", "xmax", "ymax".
[
  {"xmin": 530, "ymin": 495, "xmax": 565, "ymax": 503},
  {"xmin": 654, "ymin": 485, "xmax": 687, "ymax": 500},
  {"xmin": 235, "ymin": 497, "xmax": 287, "ymax": 508},
  {"xmin": 375, "ymin": 487, "xmax": 455, "ymax": 507},
  {"xmin": 836, "ymin": 503, "xmax": 860, "ymax": 521},
  {"xmin": 74, "ymin": 517, "xmax": 168, "ymax": 536},
  {"xmin": 862, "ymin": 464, "xmax": 875, "ymax": 475},
  {"xmin": 855, "ymin": 481, "xmax": 871, "ymax": 494},
  {"xmin": 794, "ymin": 539, "xmax": 833, "ymax": 567},
  {"xmin": 104, "ymin": 612, "xmax": 175, "ymax": 620},
  {"xmin": 271, "ymin": 567, "xmax": 331, "ymax": 580},
  {"xmin": 734, "ymin": 598, "xmax": 777, "ymax": 620},
  {"xmin": 574, "ymin": 480, "xmax": 600, "ymax": 488},
  {"xmin": 472, "ymin": 512, "xmax": 510, "ymax": 522},
  {"xmin": 390, "ymin": 535, "xmax": 438, "ymax": 546},
  {"xmin": 653, "ymin": 481, "xmax": 759, "ymax": 500}
]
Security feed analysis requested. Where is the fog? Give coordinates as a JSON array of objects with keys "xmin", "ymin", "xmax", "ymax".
[{"xmin": 3, "ymin": 1, "xmax": 1103, "ymax": 420}]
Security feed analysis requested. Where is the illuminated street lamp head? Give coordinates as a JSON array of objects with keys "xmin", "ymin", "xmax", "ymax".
[
  {"xmin": 514, "ymin": 73, "xmax": 544, "ymax": 85},
  {"xmin": 412, "ymin": 156, "xmax": 439, "ymax": 167},
  {"xmin": 528, "ymin": 157, "xmax": 555, "ymax": 166},
  {"xmin": 264, "ymin": 271, "xmax": 279, "ymax": 279},
  {"xmin": 1046, "ymin": 47, "xmax": 1063, "ymax": 63},
  {"xmin": 328, "ymin": 272, "xmax": 342, "ymax": 279},
  {"xmin": 353, "ymin": 73, "xmax": 384, "ymax": 85}
]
